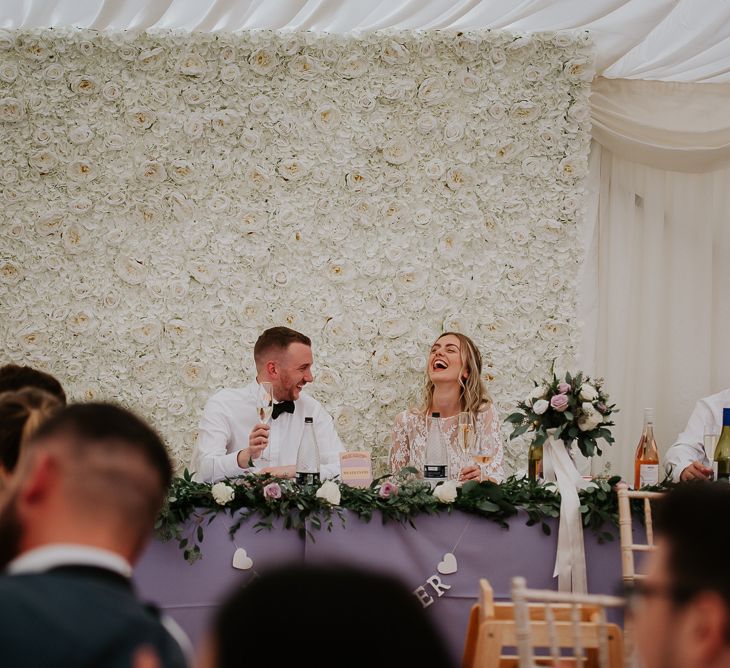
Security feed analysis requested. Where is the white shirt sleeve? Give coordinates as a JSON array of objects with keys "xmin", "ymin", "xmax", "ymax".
[
  {"xmin": 192, "ymin": 395, "xmax": 247, "ymax": 483},
  {"xmin": 312, "ymin": 402, "xmax": 345, "ymax": 480},
  {"xmin": 665, "ymin": 398, "xmax": 713, "ymax": 481}
]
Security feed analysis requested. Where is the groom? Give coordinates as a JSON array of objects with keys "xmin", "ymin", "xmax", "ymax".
[{"xmin": 192, "ymin": 326, "xmax": 344, "ymax": 483}]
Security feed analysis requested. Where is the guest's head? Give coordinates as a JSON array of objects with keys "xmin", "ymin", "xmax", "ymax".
[
  {"xmin": 0, "ymin": 364, "xmax": 66, "ymax": 405},
  {"xmin": 634, "ymin": 483, "xmax": 730, "ymax": 668},
  {"xmin": 253, "ymin": 327, "xmax": 313, "ymax": 401},
  {"xmin": 0, "ymin": 402, "xmax": 172, "ymax": 570},
  {"xmin": 424, "ymin": 332, "xmax": 490, "ymax": 414},
  {"xmin": 203, "ymin": 564, "xmax": 454, "ymax": 668},
  {"xmin": 0, "ymin": 388, "xmax": 62, "ymax": 481}
]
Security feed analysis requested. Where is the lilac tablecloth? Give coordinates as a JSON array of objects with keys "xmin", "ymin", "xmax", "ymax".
[{"xmin": 134, "ymin": 510, "xmax": 626, "ymax": 664}]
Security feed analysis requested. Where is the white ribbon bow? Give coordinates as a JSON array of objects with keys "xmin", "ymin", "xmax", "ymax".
[{"xmin": 543, "ymin": 433, "xmax": 591, "ymax": 593}]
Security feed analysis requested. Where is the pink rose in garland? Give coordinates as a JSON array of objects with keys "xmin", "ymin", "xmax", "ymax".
[
  {"xmin": 263, "ymin": 482, "xmax": 281, "ymax": 500},
  {"xmin": 557, "ymin": 382, "xmax": 571, "ymax": 394},
  {"xmin": 379, "ymin": 481, "xmax": 398, "ymax": 499},
  {"xmin": 550, "ymin": 394, "xmax": 569, "ymax": 412}
]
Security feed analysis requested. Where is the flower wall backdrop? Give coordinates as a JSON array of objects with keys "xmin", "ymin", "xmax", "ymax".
[{"xmin": 0, "ymin": 29, "xmax": 594, "ymax": 473}]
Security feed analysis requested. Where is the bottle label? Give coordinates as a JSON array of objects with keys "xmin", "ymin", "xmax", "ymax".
[
  {"xmin": 424, "ymin": 465, "xmax": 447, "ymax": 479},
  {"xmin": 296, "ymin": 472, "xmax": 320, "ymax": 487},
  {"xmin": 639, "ymin": 464, "xmax": 659, "ymax": 486}
]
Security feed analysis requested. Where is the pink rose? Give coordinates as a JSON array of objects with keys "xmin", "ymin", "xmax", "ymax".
[
  {"xmin": 263, "ymin": 482, "xmax": 282, "ymax": 500},
  {"xmin": 550, "ymin": 394, "xmax": 569, "ymax": 412},
  {"xmin": 557, "ymin": 382, "xmax": 571, "ymax": 394},
  {"xmin": 379, "ymin": 481, "xmax": 398, "ymax": 499}
]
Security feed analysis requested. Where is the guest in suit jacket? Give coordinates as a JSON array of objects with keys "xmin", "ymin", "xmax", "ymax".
[{"xmin": 0, "ymin": 402, "xmax": 188, "ymax": 668}]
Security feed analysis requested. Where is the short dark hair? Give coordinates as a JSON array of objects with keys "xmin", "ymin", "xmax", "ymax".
[
  {"xmin": 212, "ymin": 565, "xmax": 453, "ymax": 668},
  {"xmin": 253, "ymin": 327, "xmax": 311, "ymax": 366},
  {"xmin": 30, "ymin": 402, "xmax": 172, "ymax": 500},
  {"xmin": 0, "ymin": 364, "xmax": 66, "ymax": 404},
  {"xmin": 654, "ymin": 483, "xmax": 730, "ymax": 610},
  {"xmin": 0, "ymin": 388, "xmax": 62, "ymax": 472}
]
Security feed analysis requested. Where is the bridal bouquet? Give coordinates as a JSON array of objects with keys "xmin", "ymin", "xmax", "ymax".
[{"xmin": 505, "ymin": 369, "xmax": 617, "ymax": 458}]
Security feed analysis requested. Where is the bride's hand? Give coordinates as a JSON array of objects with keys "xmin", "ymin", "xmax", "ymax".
[{"xmin": 458, "ymin": 465, "xmax": 480, "ymax": 481}]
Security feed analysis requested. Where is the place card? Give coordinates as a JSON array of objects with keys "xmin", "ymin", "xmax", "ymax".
[{"xmin": 339, "ymin": 451, "xmax": 373, "ymax": 488}]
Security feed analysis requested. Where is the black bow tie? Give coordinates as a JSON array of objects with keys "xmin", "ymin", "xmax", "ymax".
[{"xmin": 272, "ymin": 400, "xmax": 295, "ymax": 420}]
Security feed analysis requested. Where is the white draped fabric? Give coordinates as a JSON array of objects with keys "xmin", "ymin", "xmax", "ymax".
[
  {"xmin": 582, "ymin": 143, "xmax": 730, "ymax": 480},
  {"xmin": 4, "ymin": 0, "xmax": 730, "ymax": 82},
  {"xmin": 4, "ymin": 0, "xmax": 730, "ymax": 480}
]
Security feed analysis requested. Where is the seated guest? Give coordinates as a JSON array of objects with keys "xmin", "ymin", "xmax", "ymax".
[
  {"xmin": 390, "ymin": 332, "xmax": 505, "ymax": 482},
  {"xmin": 201, "ymin": 564, "xmax": 454, "ymax": 668},
  {"xmin": 0, "ymin": 363, "xmax": 66, "ymax": 404},
  {"xmin": 634, "ymin": 483, "xmax": 730, "ymax": 668},
  {"xmin": 665, "ymin": 388, "xmax": 730, "ymax": 481},
  {"xmin": 192, "ymin": 326, "xmax": 344, "ymax": 483},
  {"xmin": 0, "ymin": 403, "xmax": 188, "ymax": 667},
  {"xmin": 0, "ymin": 387, "xmax": 62, "ymax": 483}
]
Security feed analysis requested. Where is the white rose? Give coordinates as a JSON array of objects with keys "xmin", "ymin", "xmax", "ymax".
[
  {"xmin": 249, "ymin": 47, "xmax": 278, "ymax": 75},
  {"xmin": 0, "ymin": 260, "xmax": 22, "ymax": 285},
  {"xmin": 381, "ymin": 39, "xmax": 410, "ymax": 65},
  {"xmin": 315, "ymin": 480, "xmax": 341, "ymax": 505},
  {"xmin": 381, "ymin": 137, "xmax": 412, "ymax": 165},
  {"xmin": 0, "ymin": 63, "xmax": 17, "ymax": 83},
  {"xmin": 125, "ymin": 108, "xmax": 157, "ymax": 130},
  {"xmin": 433, "ymin": 480, "xmax": 458, "ymax": 504},
  {"xmin": 578, "ymin": 402, "xmax": 602, "ymax": 432},
  {"xmin": 0, "ymin": 97, "xmax": 24, "ymax": 123},
  {"xmin": 417, "ymin": 77, "xmax": 446, "ymax": 105},
  {"xmin": 179, "ymin": 52, "xmax": 206, "ymax": 76},
  {"xmin": 533, "ymin": 399, "xmax": 549, "ymax": 415},
  {"xmin": 313, "ymin": 103, "xmax": 340, "ymax": 131},
  {"xmin": 211, "ymin": 482, "xmax": 235, "ymax": 506},
  {"xmin": 336, "ymin": 53, "xmax": 368, "ymax": 78},
  {"xmin": 579, "ymin": 384, "xmax": 598, "ymax": 402},
  {"xmin": 527, "ymin": 385, "xmax": 549, "ymax": 402}
]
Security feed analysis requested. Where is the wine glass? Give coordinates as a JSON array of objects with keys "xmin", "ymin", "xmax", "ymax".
[{"xmin": 256, "ymin": 381, "xmax": 274, "ymax": 424}]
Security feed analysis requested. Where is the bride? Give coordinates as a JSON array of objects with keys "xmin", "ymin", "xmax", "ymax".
[{"xmin": 390, "ymin": 332, "xmax": 505, "ymax": 482}]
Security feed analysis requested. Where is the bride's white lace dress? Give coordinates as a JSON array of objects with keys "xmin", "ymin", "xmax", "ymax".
[{"xmin": 390, "ymin": 403, "xmax": 505, "ymax": 482}]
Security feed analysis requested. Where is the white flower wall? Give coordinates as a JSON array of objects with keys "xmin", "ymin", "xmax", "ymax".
[{"xmin": 0, "ymin": 29, "xmax": 594, "ymax": 473}]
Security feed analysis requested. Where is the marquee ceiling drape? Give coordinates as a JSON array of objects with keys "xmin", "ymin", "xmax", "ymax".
[{"xmin": 4, "ymin": 0, "xmax": 730, "ymax": 82}]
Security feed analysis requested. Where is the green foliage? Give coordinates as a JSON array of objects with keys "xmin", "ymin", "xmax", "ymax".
[{"xmin": 156, "ymin": 470, "xmax": 673, "ymax": 563}]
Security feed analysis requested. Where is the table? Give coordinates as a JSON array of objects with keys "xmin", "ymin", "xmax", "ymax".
[{"xmin": 134, "ymin": 510, "xmax": 627, "ymax": 664}]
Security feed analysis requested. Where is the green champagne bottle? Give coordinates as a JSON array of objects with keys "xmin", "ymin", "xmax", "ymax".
[{"xmin": 713, "ymin": 407, "xmax": 730, "ymax": 482}]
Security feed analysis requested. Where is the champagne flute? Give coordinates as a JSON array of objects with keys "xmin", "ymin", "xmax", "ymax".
[
  {"xmin": 256, "ymin": 381, "xmax": 274, "ymax": 424},
  {"xmin": 458, "ymin": 412, "xmax": 476, "ymax": 454}
]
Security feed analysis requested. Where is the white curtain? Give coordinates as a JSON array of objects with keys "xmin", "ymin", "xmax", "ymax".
[{"xmin": 582, "ymin": 142, "xmax": 730, "ymax": 479}]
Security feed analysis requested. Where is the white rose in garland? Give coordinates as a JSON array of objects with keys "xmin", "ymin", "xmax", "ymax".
[{"xmin": 211, "ymin": 482, "xmax": 235, "ymax": 506}]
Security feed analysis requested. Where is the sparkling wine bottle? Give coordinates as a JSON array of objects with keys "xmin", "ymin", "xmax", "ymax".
[
  {"xmin": 713, "ymin": 407, "xmax": 730, "ymax": 482},
  {"xmin": 424, "ymin": 412, "xmax": 448, "ymax": 481},
  {"xmin": 634, "ymin": 408, "xmax": 659, "ymax": 488},
  {"xmin": 296, "ymin": 417, "xmax": 320, "ymax": 486}
]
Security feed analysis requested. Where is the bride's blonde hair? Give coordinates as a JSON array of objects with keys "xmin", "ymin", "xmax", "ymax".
[{"xmin": 421, "ymin": 332, "xmax": 491, "ymax": 417}]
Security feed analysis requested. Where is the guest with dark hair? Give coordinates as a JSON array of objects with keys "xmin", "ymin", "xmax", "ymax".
[
  {"xmin": 633, "ymin": 483, "xmax": 730, "ymax": 668},
  {"xmin": 0, "ymin": 402, "xmax": 188, "ymax": 668},
  {"xmin": 201, "ymin": 564, "xmax": 455, "ymax": 668},
  {"xmin": 192, "ymin": 326, "xmax": 344, "ymax": 482},
  {"xmin": 0, "ymin": 363, "xmax": 66, "ymax": 404},
  {"xmin": 0, "ymin": 387, "xmax": 62, "ymax": 482}
]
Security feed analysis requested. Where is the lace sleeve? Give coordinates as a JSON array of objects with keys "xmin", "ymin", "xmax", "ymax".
[
  {"xmin": 478, "ymin": 403, "xmax": 506, "ymax": 483},
  {"xmin": 390, "ymin": 411, "xmax": 412, "ymax": 475}
]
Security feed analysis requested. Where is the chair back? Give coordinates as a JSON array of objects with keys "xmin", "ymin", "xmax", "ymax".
[
  {"xmin": 462, "ymin": 579, "xmax": 621, "ymax": 668},
  {"xmin": 616, "ymin": 483, "xmax": 663, "ymax": 583},
  {"xmin": 510, "ymin": 576, "xmax": 625, "ymax": 668}
]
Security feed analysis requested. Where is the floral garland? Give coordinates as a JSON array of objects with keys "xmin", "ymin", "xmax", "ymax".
[
  {"xmin": 155, "ymin": 470, "xmax": 668, "ymax": 563},
  {"xmin": 0, "ymin": 28, "xmax": 594, "ymax": 475}
]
